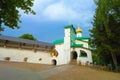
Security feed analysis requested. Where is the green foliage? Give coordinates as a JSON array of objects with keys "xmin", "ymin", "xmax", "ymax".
[
  {"xmin": 90, "ymin": 0, "xmax": 120, "ymax": 70},
  {"xmin": 0, "ymin": 0, "xmax": 35, "ymax": 31},
  {"xmin": 19, "ymin": 34, "xmax": 37, "ymax": 41}
]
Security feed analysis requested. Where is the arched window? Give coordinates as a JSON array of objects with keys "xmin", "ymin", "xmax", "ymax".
[{"xmin": 80, "ymin": 50, "xmax": 87, "ymax": 57}]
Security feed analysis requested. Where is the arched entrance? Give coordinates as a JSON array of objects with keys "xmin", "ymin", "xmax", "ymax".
[
  {"xmin": 71, "ymin": 51, "xmax": 78, "ymax": 60},
  {"xmin": 70, "ymin": 51, "xmax": 78, "ymax": 64},
  {"xmin": 52, "ymin": 59, "xmax": 57, "ymax": 65}
]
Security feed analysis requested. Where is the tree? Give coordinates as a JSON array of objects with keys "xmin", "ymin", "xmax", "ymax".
[
  {"xmin": 90, "ymin": 0, "xmax": 120, "ymax": 71},
  {"xmin": 0, "ymin": 0, "xmax": 35, "ymax": 31},
  {"xmin": 19, "ymin": 34, "xmax": 37, "ymax": 41}
]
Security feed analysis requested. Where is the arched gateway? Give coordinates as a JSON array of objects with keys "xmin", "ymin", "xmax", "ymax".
[
  {"xmin": 71, "ymin": 51, "xmax": 77, "ymax": 60},
  {"xmin": 70, "ymin": 51, "xmax": 78, "ymax": 64}
]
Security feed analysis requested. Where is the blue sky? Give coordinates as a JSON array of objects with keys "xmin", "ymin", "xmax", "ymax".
[{"xmin": 2, "ymin": 0, "xmax": 96, "ymax": 43}]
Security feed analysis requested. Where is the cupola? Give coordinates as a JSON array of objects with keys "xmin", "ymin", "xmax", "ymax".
[
  {"xmin": 76, "ymin": 26, "xmax": 82, "ymax": 37},
  {"xmin": 76, "ymin": 27, "xmax": 82, "ymax": 33}
]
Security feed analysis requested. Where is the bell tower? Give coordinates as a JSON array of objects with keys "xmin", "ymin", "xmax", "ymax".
[{"xmin": 64, "ymin": 24, "xmax": 76, "ymax": 63}]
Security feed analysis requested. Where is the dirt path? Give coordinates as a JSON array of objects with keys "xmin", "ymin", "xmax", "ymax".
[
  {"xmin": 0, "ymin": 62, "xmax": 120, "ymax": 80},
  {"xmin": 37, "ymin": 65, "xmax": 73, "ymax": 80},
  {"xmin": 0, "ymin": 66, "xmax": 41, "ymax": 80},
  {"xmin": 0, "ymin": 62, "xmax": 72, "ymax": 80},
  {"xmin": 46, "ymin": 66, "xmax": 120, "ymax": 80}
]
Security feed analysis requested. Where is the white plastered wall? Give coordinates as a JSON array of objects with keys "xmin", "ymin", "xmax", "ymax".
[
  {"xmin": 53, "ymin": 28, "xmax": 71, "ymax": 65},
  {"xmin": 0, "ymin": 47, "xmax": 51, "ymax": 64},
  {"xmin": 52, "ymin": 44, "xmax": 62, "ymax": 65},
  {"xmin": 53, "ymin": 43, "xmax": 68, "ymax": 65}
]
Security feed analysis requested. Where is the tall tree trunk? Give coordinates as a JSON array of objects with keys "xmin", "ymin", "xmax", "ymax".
[{"xmin": 111, "ymin": 53, "xmax": 118, "ymax": 71}]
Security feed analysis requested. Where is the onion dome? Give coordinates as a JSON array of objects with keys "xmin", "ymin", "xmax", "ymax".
[{"xmin": 76, "ymin": 27, "xmax": 82, "ymax": 33}]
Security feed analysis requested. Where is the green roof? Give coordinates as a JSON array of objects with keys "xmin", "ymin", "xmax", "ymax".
[
  {"xmin": 71, "ymin": 44, "xmax": 83, "ymax": 48},
  {"xmin": 64, "ymin": 24, "xmax": 73, "ymax": 28},
  {"xmin": 52, "ymin": 39, "xmax": 64, "ymax": 45},
  {"xmin": 64, "ymin": 24, "xmax": 76, "ymax": 33},
  {"xmin": 75, "ymin": 37, "xmax": 90, "ymax": 40}
]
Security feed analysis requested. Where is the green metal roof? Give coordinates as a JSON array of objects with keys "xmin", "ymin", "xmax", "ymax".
[
  {"xmin": 64, "ymin": 24, "xmax": 76, "ymax": 33},
  {"xmin": 71, "ymin": 43, "xmax": 83, "ymax": 48},
  {"xmin": 64, "ymin": 24, "xmax": 73, "ymax": 28},
  {"xmin": 52, "ymin": 39, "xmax": 64, "ymax": 45},
  {"xmin": 75, "ymin": 37, "xmax": 90, "ymax": 40}
]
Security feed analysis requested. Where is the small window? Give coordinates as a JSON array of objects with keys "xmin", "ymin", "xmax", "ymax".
[
  {"xmin": 4, "ymin": 57, "xmax": 10, "ymax": 61},
  {"xmin": 39, "ymin": 58, "xmax": 42, "ymax": 61},
  {"xmin": 24, "ymin": 57, "xmax": 28, "ymax": 62}
]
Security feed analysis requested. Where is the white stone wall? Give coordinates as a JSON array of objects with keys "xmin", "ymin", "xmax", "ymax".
[
  {"xmin": 54, "ymin": 43, "xmax": 71, "ymax": 65},
  {"xmin": 53, "ymin": 44, "xmax": 66, "ymax": 65},
  {"xmin": 53, "ymin": 28, "xmax": 71, "ymax": 65},
  {"xmin": 0, "ymin": 47, "xmax": 51, "ymax": 64}
]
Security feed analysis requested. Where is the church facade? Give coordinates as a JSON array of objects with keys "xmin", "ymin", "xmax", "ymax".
[
  {"xmin": 0, "ymin": 24, "xmax": 92, "ymax": 65},
  {"xmin": 52, "ymin": 24, "xmax": 92, "ymax": 65}
]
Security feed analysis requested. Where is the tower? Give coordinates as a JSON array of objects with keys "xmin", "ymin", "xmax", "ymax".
[
  {"xmin": 64, "ymin": 24, "xmax": 76, "ymax": 63},
  {"xmin": 76, "ymin": 26, "xmax": 82, "ymax": 37},
  {"xmin": 64, "ymin": 24, "xmax": 71, "ymax": 64}
]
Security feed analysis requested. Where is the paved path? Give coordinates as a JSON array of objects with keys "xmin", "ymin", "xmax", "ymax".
[{"xmin": 0, "ymin": 65, "xmax": 72, "ymax": 80}]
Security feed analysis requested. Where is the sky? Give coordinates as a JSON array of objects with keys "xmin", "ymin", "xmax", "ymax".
[{"xmin": 2, "ymin": 0, "xmax": 96, "ymax": 43}]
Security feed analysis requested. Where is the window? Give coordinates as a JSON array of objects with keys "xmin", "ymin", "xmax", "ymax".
[
  {"xmin": 4, "ymin": 57, "xmax": 10, "ymax": 61},
  {"xmin": 24, "ymin": 57, "xmax": 28, "ymax": 62},
  {"xmin": 80, "ymin": 50, "xmax": 87, "ymax": 57},
  {"xmin": 39, "ymin": 58, "xmax": 42, "ymax": 61}
]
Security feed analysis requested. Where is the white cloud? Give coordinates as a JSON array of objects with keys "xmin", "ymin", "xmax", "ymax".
[
  {"xmin": 20, "ymin": 0, "xmax": 96, "ymax": 24},
  {"xmin": 42, "ymin": 2, "xmax": 79, "ymax": 21}
]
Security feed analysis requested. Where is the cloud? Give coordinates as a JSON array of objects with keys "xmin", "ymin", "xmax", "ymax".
[
  {"xmin": 20, "ymin": 0, "xmax": 96, "ymax": 26},
  {"xmin": 41, "ymin": 0, "xmax": 96, "ymax": 23},
  {"xmin": 42, "ymin": 2, "xmax": 79, "ymax": 21},
  {"xmin": 3, "ymin": 0, "xmax": 96, "ymax": 42}
]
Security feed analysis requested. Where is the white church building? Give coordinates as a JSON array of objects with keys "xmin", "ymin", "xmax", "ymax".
[
  {"xmin": 0, "ymin": 24, "xmax": 92, "ymax": 65},
  {"xmin": 52, "ymin": 24, "xmax": 92, "ymax": 65}
]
